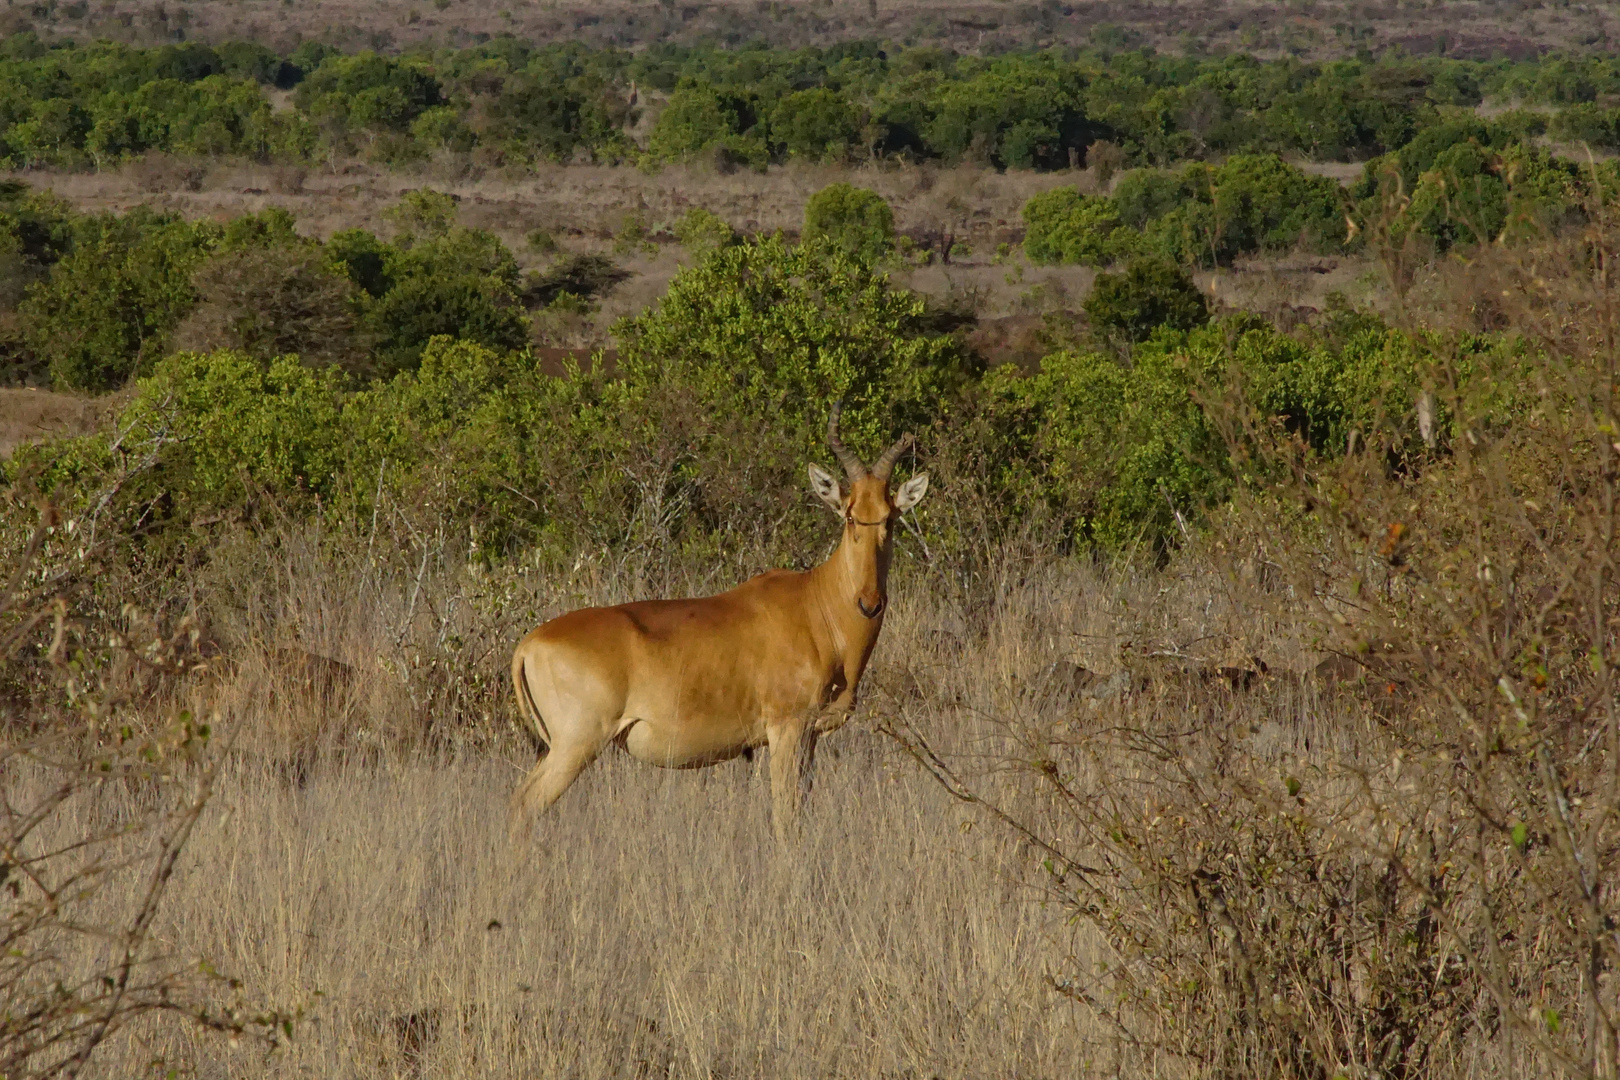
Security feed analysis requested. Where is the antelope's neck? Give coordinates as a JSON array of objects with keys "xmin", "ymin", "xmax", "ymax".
[{"xmin": 808, "ymin": 535, "xmax": 883, "ymax": 660}]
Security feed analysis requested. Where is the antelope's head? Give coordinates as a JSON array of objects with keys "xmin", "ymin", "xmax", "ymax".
[{"xmin": 806, "ymin": 401, "xmax": 929, "ymax": 621}]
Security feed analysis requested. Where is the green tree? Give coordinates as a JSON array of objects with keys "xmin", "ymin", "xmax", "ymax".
[
  {"xmin": 1083, "ymin": 256, "xmax": 1209, "ymax": 342},
  {"xmin": 1021, "ymin": 187, "xmax": 1142, "ymax": 266},
  {"xmin": 22, "ymin": 210, "xmax": 216, "ymax": 391},
  {"xmin": 802, "ymin": 183, "xmax": 895, "ymax": 263},
  {"xmin": 770, "ymin": 88, "xmax": 860, "ymax": 162}
]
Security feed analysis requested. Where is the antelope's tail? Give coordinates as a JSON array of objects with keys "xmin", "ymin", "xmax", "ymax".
[{"xmin": 512, "ymin": 652, "xmax": 553, "ymax": 751}]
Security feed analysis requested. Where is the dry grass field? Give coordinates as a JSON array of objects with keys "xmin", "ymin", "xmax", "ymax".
[
  {"xmin": 7, "ymin": 536, "xmax": 1229, "ymax": 1078},
  {"xmin": 6, "ymin": 487, "xmax": 1560, "ymax": 1080},
  {"xmin": 0, "ymin": 388, "xmax": 96, "ymax": 456},
  {"xmin": 2, "ymin": 524, "xmax": 1351, "ymax": 1079}
]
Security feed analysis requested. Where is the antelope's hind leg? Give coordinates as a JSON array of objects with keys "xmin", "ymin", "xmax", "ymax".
[
  {"xmin": 508, "ymin": 738, "xmax": 604, "ymax": 838},
  {"xmin": 507, "ymin": 649, "xmax": 612, "ymax": 839}
]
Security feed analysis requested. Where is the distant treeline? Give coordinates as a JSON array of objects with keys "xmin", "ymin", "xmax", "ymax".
[
  {"xmin": 6, "ymin": 33, "xmax": 1620, "ymax": 170},
  {"xmin": 1024, "ymin": 131, "xmax": 1607, "ymax": 267}
]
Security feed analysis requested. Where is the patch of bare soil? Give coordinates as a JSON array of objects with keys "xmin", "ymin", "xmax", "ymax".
[{"xmin": 0, "ymin": 388, "xmax": 96, "ymax": 458}]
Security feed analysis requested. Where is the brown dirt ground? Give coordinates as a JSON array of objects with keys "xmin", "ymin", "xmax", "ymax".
[{"xmin": 0, "ymin": 387, "xmax": 97, "ymax": 458}]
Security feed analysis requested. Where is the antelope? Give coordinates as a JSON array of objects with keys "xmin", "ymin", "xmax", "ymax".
[{"xmin": 508, "ymin": 403, "xmax": 928, "ymax": 838}]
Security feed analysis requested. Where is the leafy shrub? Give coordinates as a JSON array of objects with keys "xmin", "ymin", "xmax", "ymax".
[
  {"xmin": 1021, "ymin": 188, "xmax": 1141, "ymax": 266},
  {"xmin": 1083, "ymin": 257, "xmax": 1208, "ymax": 341},
  {"xmin": 362, "ymin": 274, "xmax": 527, "ymax": 376},
  {"xmin": 85, "ymin": 75, "xmax": 273, "ymax": 162},
  {"xmin": 770, "ymin": 88, "xmax": 861, "ymax": 162},
  {"xmin": 323, "ymin": 228, "xmax": 393, "ymax": 298},
  {"xmin": 616, "ymin": 234, "xmax": 972, "ymax": 441},
  {"xmin": 802, "ymin": 183, "xmax": 895, "ymax": 263},
  {"xmin": 172, "ymin": 246, "xmax": 366, "ymax": 373},
  {"xmin": 1208, "ymin": 154, "xmax": 1346, "ymax": 258},
  {"xmin": 1403, "ymin": 141, "xmax": 1508, "ymax": 249},
  {"xmin": 647, "ymin": 82, "xmax": 767, "ymax": 167},
  {"xmin": 1034, "ymin": 156, "xmax": 1346, "ymax": 267},
  {"xmin": 20, "ymin": 209, "xmax": 216, "ymax": 392},
  {"xmin": 1112, "ymin": 167, "xmax": 1195, "ymax": 229},
  {"xmin": 126, "ymin": 348, "xmax": 350, "ymax": 512},
  {"xmin": 293, "ymin": 51, "xmax": 443, "ymax": 135},
  {"xmin": 672, "ymin": 207, "xmax": 737, "ymax": 257},
  {"xmin": 924, "ymin": 58, "xmax": 1089, "ymax": 169}
]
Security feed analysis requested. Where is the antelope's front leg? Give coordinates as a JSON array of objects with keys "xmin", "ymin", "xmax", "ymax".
[
  {"xmin": 814, "ymin": 681, "xmax": 858, "ymax": 734},
  {"xmin": 766, "ymin": 718, "xmax": 816, "ymax": 842}
]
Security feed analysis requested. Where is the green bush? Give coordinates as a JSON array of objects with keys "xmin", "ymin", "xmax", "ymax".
[
  {"xmin": 1020, "ymin": 188, "xmax": 1141, "ymax": 266},
  {"xmin": 4, "ymin": 38, "xmax": 1620, "ymax": 189},
  {"xmin": 616, "ymin": 233, "xmax": 972, "ymax": 440},
  {"xmin": 802, "ymin": 183, "xmax": 895, "ymax": 263},
  {"xmin": 127, "ymin": 348, "xmax": 350, "ymax": 511},
  {"xmin": 1083, "ymin": 257, "xmax": 1208, "ymax": 341},
  {"xmin": 292, "ymin": 51, "xmax": 443, "ymax": 135},
  {"xmin": 1113, "ymin": 167, "xmax": 1196, "ymax": 229},
  {"xmin": 673, "ymin": 207, "xmax": 737, "ymax": 257},
  {"xmin": 1550, "ymin": 103, "xmax": 1620, "ymax": 148},
  {"xmin": 384, "ymin": 188, "xmax": 459, "ymax": 240},
  {"xmin": 362, "ymin": 273, "xmax": 528, "ymax": 376},
  {"xmin": 1033, "ymin": 156, "xmax": 1346, "ymax": 267},
  {"xmin": 21, "ymin": 233, "xmax": 983, "ymax": 561},
  {"xmin": 974, "ymin": 323, "xmax": 1228, "ymax": 553},
  {"xmin": 647, "ymin": 82, "xmax": 766, "ymax": 165},
  {"xmin": 770, "ymin": 88, "xmax": 861, "ymax": 162},
  {"xmin": 1403, "ymin": 142, "xmax": 1508, "ymax": 249},
  {"xmin": 1209, "ymin": 154, "xmax": 1346, "ymax": 259},
  {"xmin": 21, "ymin": 209, "xmax": 217, "ymax": 391}
]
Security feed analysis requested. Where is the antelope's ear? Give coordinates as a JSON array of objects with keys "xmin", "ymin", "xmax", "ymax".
[
  {"xmin": 807, "ymin": 462, "xmax": 843, "ymax": 512},
  {"xmin": 893, "ymin": 472, "xmax": 929, "ymax": 511}
]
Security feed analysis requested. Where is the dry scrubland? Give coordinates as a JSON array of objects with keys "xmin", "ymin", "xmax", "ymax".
[
  {"xmin": 2, "ymin": 156, "xmax": 1375, "ymax": 359},
  {"xmin": 12, "ymin": 0, "xmax": 1619, "ymax": 64},
  {"xmin": 3, "ymin": 535, "xmax": 1426, "ymax": 1078},
  {"xmin": 6, "ymin": 101, "xmax": 1620, "ymax": 1078}
]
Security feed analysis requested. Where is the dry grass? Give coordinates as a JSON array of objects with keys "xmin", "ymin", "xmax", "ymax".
[
  {"xmin": 8, "ymin": 467, "xmax": 1590, "ymax": 1079},
  {"xmin": 11, "ymin": 158, "xmax": 1063, "ymax": 252},
  {"xmin": 2, "ymin": 508, "xmax": 1329, "ymax": 1079},
  {"xmin": 0, "ymin": 388, "xmax": 97, "ymax": 455}
]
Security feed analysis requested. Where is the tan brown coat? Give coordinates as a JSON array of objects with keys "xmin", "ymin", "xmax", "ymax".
[{"xmin": 509, "ymin": 405, "xmax": 927, "ymax": 837}]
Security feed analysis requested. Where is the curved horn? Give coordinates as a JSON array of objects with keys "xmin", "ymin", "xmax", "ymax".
[
  {"xmin": 871, "ymin": 432, "xmax": 914, "ymax": 482},
  {"xmin": 827, "ymin": 400, "xmax": 867, "ymax": 479}
]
